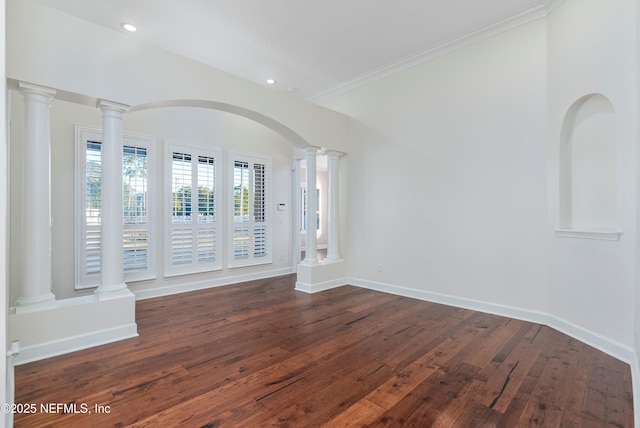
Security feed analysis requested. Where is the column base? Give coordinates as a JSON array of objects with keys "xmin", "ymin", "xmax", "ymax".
[
  {"xmin": 96, "ymin": 283, "xmax": 133, "ymax": 300},
  {"xmin": 301, "ymin": 258, "xmax": 320, "ymax": 266},
  {"xmin": 14, "ymin": 292, "xmax": 57, "ymax": 313}
]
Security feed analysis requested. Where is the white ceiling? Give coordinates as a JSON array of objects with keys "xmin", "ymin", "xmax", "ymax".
[{"xmin": 31, "ymin": 0, "xmax": 554, "ymax": 100}]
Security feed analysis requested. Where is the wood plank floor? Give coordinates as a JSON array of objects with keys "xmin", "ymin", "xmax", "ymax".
[{"xmin": 14, "ymin": 275, "xmax": 634, "ymax": 427}]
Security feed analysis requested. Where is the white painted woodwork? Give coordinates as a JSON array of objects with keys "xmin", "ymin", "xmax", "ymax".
[
  {"xmin": 301, "ymin": 147, "xmax": 319, "ymax": 265},
  {"xmin": 96, "ymin": 100, "xmax": 130, "ymax": 296},
  {"xmin": 324, "ymin": 151, "xmax": 343, "ymax": 263},
  {"xmin": 15, "ymin": 82, "xmax": 56, "ymax": 311}
]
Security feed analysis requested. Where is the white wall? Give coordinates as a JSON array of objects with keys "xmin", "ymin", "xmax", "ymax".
[
  {"xmin": 323, "ymin": 19, "xmax": 550, "ymax": 314},
  {"xmin": 320, "ymin": 0, "xmax": 638, "ymax": 360},
  {"xmin": 547, "ymin": 0, "xmax": 637, "ymax": 349}
]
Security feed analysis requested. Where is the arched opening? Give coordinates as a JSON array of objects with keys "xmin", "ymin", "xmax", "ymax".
[
  {"xmin": 7, "ymin": 88, "xmax": 314, "ymax": 303},
  {"xmin": 118, "ymin": 102, "xmax": 304, "ymax": 289},
  {"xmin": 129, "ymin": 99, "xmax": 311, "ymax": 148},
  {"xmin": 7, "ymin": 84, "xmax": 345, "ymax": 366}
]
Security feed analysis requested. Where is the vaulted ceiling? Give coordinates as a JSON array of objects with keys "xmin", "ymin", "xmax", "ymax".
[{"xmin": 31, "ymin": 0, "xmax": 556, "ymax": 100}]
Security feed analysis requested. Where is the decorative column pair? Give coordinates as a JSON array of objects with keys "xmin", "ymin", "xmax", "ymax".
[
  {"xmin": 301, "ymin": 147, "xmax": 343, "ymax": 265},
  {"xmin": 15, "ymin": 83, "xmax": 130, "ymax": 310}
]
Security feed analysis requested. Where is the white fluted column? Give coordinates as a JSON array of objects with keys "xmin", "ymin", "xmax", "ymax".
[
  {"xmin": 97, "ymin": 100, "xmax": 130, "ymax": 297},
  {"xmin": 15, "ymin": 82, "xmax": 57, "ymax": 311},
  {"xmin": 302, "ymin": 147, "xmax": 319, "ymax": 265},
  {"xmin": 324, "ymin": 151, "xmax": 343, "ymax": 263}
]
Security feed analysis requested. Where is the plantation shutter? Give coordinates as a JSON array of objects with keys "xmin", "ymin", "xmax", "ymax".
[
  {"xmin": 166, "ymin": 143, "xmax": 220, "ymax": 276},
  {"xmin": 123, "ymin": 145, "xmax": 149, "ymax": 273},
  {"xmin": 197, "ymin": 155, "xmax": 217, "ymax": 262},
  {"xmin": 230, "ymin": 153, "xmax": 271, "ymax": 267},
  {"xmin": 76, "ymin": 126, "xmax": 155, "ymax": 289},
  {"xmin": 84, "ymin": 141, "xmax": 102, "ymax": 285},
  {"xmin": 253, "ymin": 162, "xmax": 268, "ymax": 258}
]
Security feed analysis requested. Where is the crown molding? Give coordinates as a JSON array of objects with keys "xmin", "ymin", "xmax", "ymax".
[
  {"xmin": 309, "ymin": 0, "xmax": 565, "ymax": 103},
  {"xmin": 544, "ymin": 0, "xmax": 565, "ymax": 14}
]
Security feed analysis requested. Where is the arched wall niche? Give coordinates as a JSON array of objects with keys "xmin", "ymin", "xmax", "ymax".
[{"xmin": 558, "ymin": 93, "xmax": 618, "ymax": 239}]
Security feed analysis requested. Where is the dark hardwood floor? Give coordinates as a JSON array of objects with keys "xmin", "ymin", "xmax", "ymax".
[{"xmin": 14, "ymin": 274, "xmax": 634, "ymax": 427}]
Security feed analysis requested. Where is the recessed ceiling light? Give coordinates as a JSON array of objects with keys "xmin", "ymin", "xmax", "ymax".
[
  {"xmin": 121, "ymin": 23, "xmax": 137, "ymax": 32},
  {"xmin": 266, "ymin": 79, "xmax": 276, "ymax": 85}
]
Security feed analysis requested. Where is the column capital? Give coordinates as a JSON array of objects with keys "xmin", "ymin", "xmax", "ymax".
[
  {"xmin": 97, "ymin": 99, "xmax": 129, "ymax": 117},
  {"xmin": 18, "ymin": 82, "xmax": 56, "ymax": 104},
  {"xmin": 325, "ymin": 150, "xmax": 345, "ymax": 159},
  {"xmin": 18, "ymin": 81, "xmax": 57, "ymax": 96},
  {"xmin": 301, "ymin": 146, "xmax": 320, "ymax": 155}
]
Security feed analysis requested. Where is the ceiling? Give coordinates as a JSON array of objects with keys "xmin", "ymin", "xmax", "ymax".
[{"xmin": 31, "ymin": 0, "xmax": 554, "ymax": 101}]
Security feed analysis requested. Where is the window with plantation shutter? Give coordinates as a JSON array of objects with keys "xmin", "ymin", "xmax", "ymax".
[
  {"xmin": 166, "ymin": 141, "xmax": 220, "ymax": 276},
  {"xmin": 75, "ymin": 126, "xmax": 155, "ymax": 289},
  {"xmin": 301, "ymin": 186, "xmax": 320, "ymax": 233},
  {"xmin": 84, "ymin": 140, "xmax": 102, "ymax": 280},
  {"xmin": 123, "ymin": 145, "xmax": 149, "ymax": 272},
  {"xmin": 229, "ymin": 153, "xmax": 271, "ymax": 267}
]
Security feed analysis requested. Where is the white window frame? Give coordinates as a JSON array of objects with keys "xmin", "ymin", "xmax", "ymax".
[
  {"xmin": 165, "ymin": 140, "xmax": 221, "ymax": 277},
  {"xmin": 75, "ymin": 126, "xmax": 156, "ymax": 290},
  {"xmin": 301, "ymin": 185, "xmax": 321, "ymax": 235},
  {"xmin": 228, "ymin": 152, "xmax": 272, "ymax": 268}
]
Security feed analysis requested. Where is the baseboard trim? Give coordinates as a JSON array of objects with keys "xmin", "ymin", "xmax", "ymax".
[
  {"xmin": 295, "ymin": 277, "xmax": 348, "ymax": 294},
  {"xmin": 14, "ymin": 323, "xmax": 138, "ymax": 365},
  {"xmin": 351, "ymin": 276, "xmax": 639, "ymax": 426},
  {"xmin": 133, "ymin": 267, "xmax": 295, "ymax": 300},
  {"xmin": 348, "ymin": 277, "xmax": 635, "ymax": 365}
]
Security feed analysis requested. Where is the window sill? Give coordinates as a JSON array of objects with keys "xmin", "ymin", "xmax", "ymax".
[
  {"xmin": 228, "ymin": 259, "xmax": 273, "ymax": 269},
  {"xmin": 126, "ymin": 274, "xmax": 157, "ymax": 283},
  {"xmin": 164, "ymin": 265, "xmax": 223, "ymax": 278},
  {"xmin": 554, "ymin": 229, "xmax": 622, "ymax": 241}
]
